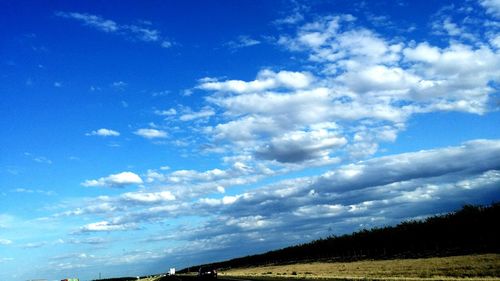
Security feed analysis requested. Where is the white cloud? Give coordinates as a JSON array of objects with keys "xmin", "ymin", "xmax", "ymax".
[
  {"xmin": 480, "ymin": 0, "xmax": 500, "ymax": 17},
  {"xmin": 314, "ymin": 139, "xmax": 500, "ymax": 193},
  {"xmin": 161, "ymin": 41, "xmax": 172, "ymax": 48},
  {"xmin": 121, "ymin": 191, "xmax": 176, "ymax": 203},
  {"xmin": 111, "ymin": 81, "xmax": 127, "ymax": 89},
  {"xmin": 337, "ymin": 64, "xmax": 420, "ymax": 93},
  {"xmin": 255, "ymin": 129, "xmax": 347, "ymax": 163},
  {"xmin": 86, "ymin": 128, "xmax": 120, "ymax": 137},
  {"xmin": 199, "ymin": 69, "xmax": 314, "ymax": 93},
  {"xmin": 225, "ymin": 35, "xmax": 261, "ymax": 49},
  {"xmin": 179, "ymin": 107, "xmax": 215, "ymax": 121},
  {"xmin": 490, "ymin": 35, "xmax": 500, "ymax": 49},
  {"xmin": 82, "ymin": 171, "xmax": 143, "ymax": 187},
  {"xmin": 134, "ymin": 128, "xmax": 168, "ymax": 139},
  {"xmin": 154, "ymin": 108, "xmax": 177, "ymax": 116},
  {"xmin": 226, "ymin": 215, "xmax": 274, "ymax": 230},
  {"xmin": 24, "ymin": 153, "xmax": 53, "ymax": 164},
  {"xmin": 67, "ymin": 139, "xmax": 500, "ymax": 241},
  {"xmin": 0, "ymin": 257, "xmax": 13, "ymax": 263},
  {"xmin": 11, "ymin": 188, "xmax": 55, "ymax": 196},
  {"xmin": 79, "ymin": 221, "xmax": 137, "ymax": 232},
  {"xmin": 431, "ymin": 17, "xmax": 476, "ymax": 41},
  {"xmin": 197, "ymin": 13, "xmax": 499, "ymax": 163},
  {"xmin": 0, "ymin": 238, "xmax": 12, "ymax": 245},
  {"xmin": 40, "ymin": 8, "xmax": 500, "ymax": 275},
  {"xmin": 34, "ymin": 156, "xmax": 52, "ymax": 164},
  {"xmin": 55, "ymin": 11, "xmax": 172, "ymax": 48},
  {"xmin": 274, "ymin": 12, "xmax": 304, "ymax": 25},
  {"xmin": 125, "ymin": 24, "xmax": 159, "ymax": 41},
  {"xmin": 181, "ymin": 139, "xmax": 500, "ymax": 246},
  {"xmin": 55, "ymin": 12, "xmax": 118, "ymax": 32},
  {"xmin": 403, "ymin": 42, "xmax": 440, "ymax": 63},
  {"xmin": 22, "ymin": 242, "xmax": 47, "ymax": 249}
]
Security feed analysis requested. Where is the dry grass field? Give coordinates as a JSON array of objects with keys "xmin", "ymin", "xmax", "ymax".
[{"xmin": 218, "ymin": 254, "xmax": 500, "ymax": 280}]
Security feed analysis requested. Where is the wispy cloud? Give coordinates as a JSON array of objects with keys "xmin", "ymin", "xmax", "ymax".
[
  {"xmin": 24, "ymin": 153, "xmax": 52, "ymax": 164},
  {"xmin": 0, "ymin": 238, "xmax": 12, "ymax": 245},
  {"xmin": 179, "ymin": 107, "xmax": 215, "ymax": 121},
  {"xmin": 55, "ymin": 11, "xmax": 118, "ymax": 32},
  {"xmin": 225, "ymin": 35, "xmax": 261, "ymax": 49},
  {"xmin": 480, "ymin": 0, "xmax": 500, "ymax": 17},
  {"xmin": 154, "ymin": 108, "xmax": 177, "ymax": 116},
  {"xmin": 55, "ymin": 11, "xmax": 173, "ymax": 48},
  {"xmin": 134, "ymin": 128, "xmax": 168, "ymax": 139},
  {"xmin": 0, "ymin": 257, "xmax": 14, "ymax": 264},
  {"xmin": 11, "ymin": 188, "xmax": 55, "ymax": 196},
  {"xmin": 79, "ymin": 221, "xmax": 138, "ymax": 233},
  {"xmin": 110, "ymin": 81, "xmax": 127, "ymax": 90}
]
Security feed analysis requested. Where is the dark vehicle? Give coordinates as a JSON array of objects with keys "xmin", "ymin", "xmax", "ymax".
[{"xmin": 198, "ymin": 266, "xmax": 217, "ymax": 279}]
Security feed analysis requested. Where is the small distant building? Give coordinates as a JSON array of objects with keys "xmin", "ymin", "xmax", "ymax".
[{"xmin": 169, "ymin": 268, "xmax": 176, "ymax": 275}]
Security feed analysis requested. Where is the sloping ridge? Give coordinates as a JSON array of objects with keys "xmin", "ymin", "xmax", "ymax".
[{"xmin": 180, "ymin": 202, "xmax": 500, "ymax": 272}]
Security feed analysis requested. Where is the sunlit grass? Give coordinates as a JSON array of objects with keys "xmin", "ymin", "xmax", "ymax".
[{"xmin": 218, "ymin": 254, "xmax": 500, "ymax": 280}]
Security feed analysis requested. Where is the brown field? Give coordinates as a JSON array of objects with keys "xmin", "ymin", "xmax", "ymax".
[{"xmin": 218, "ymin": 254, "xmax": 500, "ymax": 281}]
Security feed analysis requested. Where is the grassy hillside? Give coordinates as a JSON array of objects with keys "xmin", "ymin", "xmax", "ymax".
[
  {"xmin": 181, "ymin": 203, "xmax": 500, "ymax": 273},
  {"xmin": 219, "ymin": 254, "xmax": 500, "ymax": 280}
]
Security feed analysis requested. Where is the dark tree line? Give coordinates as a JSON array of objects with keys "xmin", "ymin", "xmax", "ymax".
[{"xmin": 180, "ymin": 203, "xmax": 500, "ymax": 272}]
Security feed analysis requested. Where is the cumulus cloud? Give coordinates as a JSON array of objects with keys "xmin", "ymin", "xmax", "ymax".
[
  {"xmin": 195, "ymin": 12, "xmax": 499, "ymax": 165},
  {"xmin": 255, "ymin": 129, "xmax": 346, "ymax": 163},
  {"xmin": 199, "ymin": 69, "xmax": 314, "ymax": 93},
  {"xmin": 82, "ymin": 172, "xmax": 143, "ymax": 187},
  {"xmin": 86, "ymin": 128, "xmax": 120, "ymax": 137},
  {"xmin": 480, "ymin": 0, "xmax": 500, "ymax": 17},
  {"xmin": 134, "ymin": 128, "xmax": 168, "ymax": 139}
]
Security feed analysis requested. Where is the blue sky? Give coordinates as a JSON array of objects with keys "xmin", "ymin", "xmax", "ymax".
[{"xmin": 1, "ymin": 0, "xmax": 500, "ymax": 280}]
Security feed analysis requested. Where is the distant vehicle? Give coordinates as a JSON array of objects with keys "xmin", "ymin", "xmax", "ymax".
[{"xmin": 198, "ymin": 266, "xmax": 217, "ymax": 279}]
